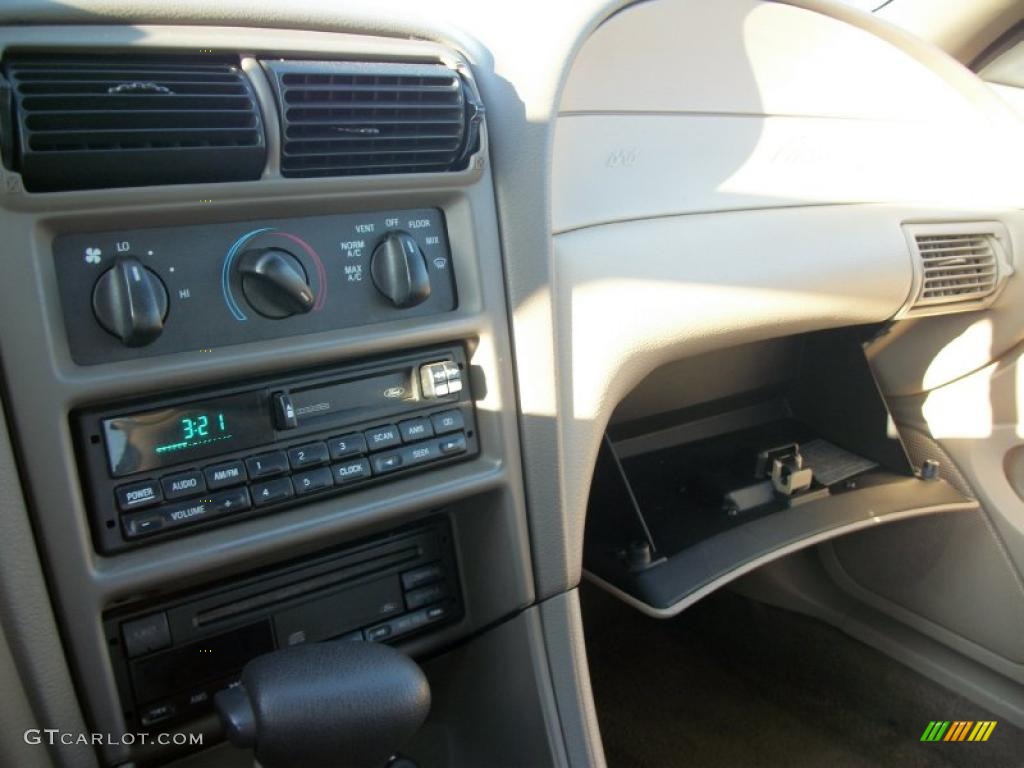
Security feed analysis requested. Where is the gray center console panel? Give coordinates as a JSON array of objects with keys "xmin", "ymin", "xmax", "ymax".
[{"xmin": 0, "ymin": 26, "xmax": 542, "ymax": 768}]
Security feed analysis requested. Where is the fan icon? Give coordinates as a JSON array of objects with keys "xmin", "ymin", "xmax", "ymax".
[{"xmin": 84, "ymin": 247, "xmax": 102, "ymax": 265}]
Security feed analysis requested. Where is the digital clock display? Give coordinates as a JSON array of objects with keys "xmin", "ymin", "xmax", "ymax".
[{"xmin": 102, "ymin": 391, "xmax": 273, "ymax": 477}]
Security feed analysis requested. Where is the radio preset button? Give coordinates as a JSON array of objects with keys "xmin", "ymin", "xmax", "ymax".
[
  {"xmin": 398, "ymin": 417, "xmax": 434, "ymax": 443},
  {"xmin": 438, "ymin": 433, "xmax": 468, "ymax": 455},
  {"xmin": 288, "ymin": 442, "xmax": 329, "ymax": 470},
  {"xmin": 246, "ymin": 451, "xmax": 289, "ymax": 480},
  {"xmin": 293, "ymin": 467, "xmax": 333, "ymax": 496},
  {"xmin": 204, "ymin": 460, "xmax": 247, "ymax": 490},
  {"xmin": 430, "ymin": 410, "xmax": 464, "ymax": 435},
  {"xmin": 332, "ymin": 458, "xmax": 371, "ymax": 486},
  {"xmin": 252, "ymin": 477, "xmax": 294, "ymax": 507},
  {"xmin": 371, "ymin": 452, "xmax": 403, "ymax": 475},
  {"xmin": 364, "ymin": 425, "xmax": 401, "ymax": 451},
  {"xmin": 328, "ymin": 433, "xmax": 367, "ymax": 460},
  {"xmin": 161, "ymin": 470, "xmax": 206, "ymax": 500},
  {"xmin": 115, "ymin": 479, "xmax": 162, "ymax": 511}
]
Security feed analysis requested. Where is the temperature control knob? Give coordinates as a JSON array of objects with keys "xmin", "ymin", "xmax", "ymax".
[
  {"xmin": 237, "ymin": 248, "xmax": 315, "ymax": 319},
  {"xmin": 92, "ymin": 256, "xmax": 169, "ymax": 347},
  {"xmin": 370, "ymin": 232, "xmax": 431, "ymax": 309}
]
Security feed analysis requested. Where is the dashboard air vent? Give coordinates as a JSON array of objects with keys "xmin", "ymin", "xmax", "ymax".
[
  {"xmin": 900, "ymin": 223, "xmax": 1013, "ymax": 317},
  {"xmin": 916, "ymin": 234, "xmax": 997, "ymax": 302},
  {"xmin": 262, "ymin": 60, "xmax": 483, "ymax": 179},
  {"xmin": 3, "ymin": 55, "xmax": 266, "ymax": 192}
]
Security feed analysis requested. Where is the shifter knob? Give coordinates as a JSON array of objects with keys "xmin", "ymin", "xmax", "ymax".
[{"xmin": 215, "ymin": 641, "xmax": 430, "ymax": 768}]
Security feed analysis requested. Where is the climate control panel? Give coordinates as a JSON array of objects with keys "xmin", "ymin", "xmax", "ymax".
[{"xmin": 53, "ymin": 208, "xmax": 457, "ymax": 364}]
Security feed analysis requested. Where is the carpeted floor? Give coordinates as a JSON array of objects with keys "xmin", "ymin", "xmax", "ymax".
[{"xmin": 582, "ymin": 584, "xmax": 1024, "ymax": 768}]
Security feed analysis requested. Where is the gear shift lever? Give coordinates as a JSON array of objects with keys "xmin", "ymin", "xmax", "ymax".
[{"xmin": 214, "ymin": 641, "xmax": 430, "ymax": 768}]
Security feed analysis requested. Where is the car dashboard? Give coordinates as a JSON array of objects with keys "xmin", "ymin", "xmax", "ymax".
[{"xmin": 0, "ymin": 2, "xmax": 1021, "ymax": 767}]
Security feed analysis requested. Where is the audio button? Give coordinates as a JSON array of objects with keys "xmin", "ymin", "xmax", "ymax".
[{"xmin": 161, "ymin": 470, "xmax": 206, "ymax": 500}]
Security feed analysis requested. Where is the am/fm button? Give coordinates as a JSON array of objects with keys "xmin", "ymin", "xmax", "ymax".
[{"xmin": 204, "ymin": 460, "xmax": 247, "ymax": 490}]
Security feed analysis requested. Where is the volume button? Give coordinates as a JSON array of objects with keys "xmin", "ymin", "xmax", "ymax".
[{"xmin": 272, "ymin": 392, "xmax": 298, "ymax": 430}]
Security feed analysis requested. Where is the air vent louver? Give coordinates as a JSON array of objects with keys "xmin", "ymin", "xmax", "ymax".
[
  {"xmin": 915, "ymin": 233, "xmax": 999, "ymax": 304},
  {"xmin": 262, "ymin": 60, "xmax": 483, "ymax": 179},
  {"xmin": 4, "ymin": 56, "xmax": 266, "ymax": 192}
]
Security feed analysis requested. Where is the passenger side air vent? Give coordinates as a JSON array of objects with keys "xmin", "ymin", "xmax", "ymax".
[
  {"xmin": 899, "ymin": 223, "xmax": 1013, "ymax": 317},
  {"xmin": 262, "ymin": 60, "xmax": 483, "ymax": 179},
  {"xmin": 917, "ymin": 234, "xmax": 997, "ymax": 301},
  {"xmin": 3, "ymin": 55, "xmax": 266, "ymax": 192}
]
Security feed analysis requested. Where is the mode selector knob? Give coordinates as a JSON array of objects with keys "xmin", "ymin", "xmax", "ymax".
[
  {"xmin": 371, "ymin": 232, "xmax": 431, "ymax": 309},
  {"xmin": 237, "ymin": 248, "xmax": 315, "ymax": 319},
  {"xmin": 92, "ymin": 256, "xmax": 169, "ymax": 347}
]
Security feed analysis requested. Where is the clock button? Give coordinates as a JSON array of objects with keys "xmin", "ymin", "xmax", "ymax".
[{"xmin": 331, "ymin": 458, "xmax": 371, "ymax": 486}]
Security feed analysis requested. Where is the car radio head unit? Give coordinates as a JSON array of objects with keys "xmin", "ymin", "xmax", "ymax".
[{"xmin": 75, "ymin": 345, "xmax": 478, "ymax": 553}]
